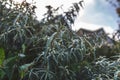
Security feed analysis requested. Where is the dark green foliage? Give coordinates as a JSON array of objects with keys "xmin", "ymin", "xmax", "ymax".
[
  {"xmin": 0, "ymin": 0, "xmax": 120, "ymax": 80},
  {"xmin": 0, "ymin": 0, "xmax": 86, "ymax": 80}
]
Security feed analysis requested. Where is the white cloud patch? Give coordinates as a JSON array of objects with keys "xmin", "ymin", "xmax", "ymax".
[
  {"xmin": 35, "ymin": 0, "xmax": 84, "ymax": 20},
  {"xmin": 84, "ymin": 0, "xmax": 95, "ymax": 5}
]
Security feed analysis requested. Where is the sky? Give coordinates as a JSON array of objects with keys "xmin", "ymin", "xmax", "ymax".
[
  {"xmin": 74, "ymin": 0, "xmax": 118, "ymax": 31},
  {"xmin": 15, "ymin": 0, "xmax": 119, "ymax": 36}
]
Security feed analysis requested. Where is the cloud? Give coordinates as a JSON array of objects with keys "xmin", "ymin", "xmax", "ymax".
[
  {"xmin": 35, "ymin": 0, "xmax": 85, "ymax": 20},
  {"xmin": 14, "ymin": 0, "xmax": 116, "ymax": 36},
  {"xmin": 75, "ymin": 0, "xmax": 118, "ymax": 31},
  {"xmin": 84, "ymin": 0, "xmax": 95, "ymax": 5},
  {"xmin": 14, "ymin": 0, "xmax": 95, "ymax": 20}
]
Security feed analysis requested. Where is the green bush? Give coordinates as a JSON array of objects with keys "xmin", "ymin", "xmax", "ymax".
[{"xmin": 0, "ymin": 0, "xmax": 120, "ymax": 80}]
